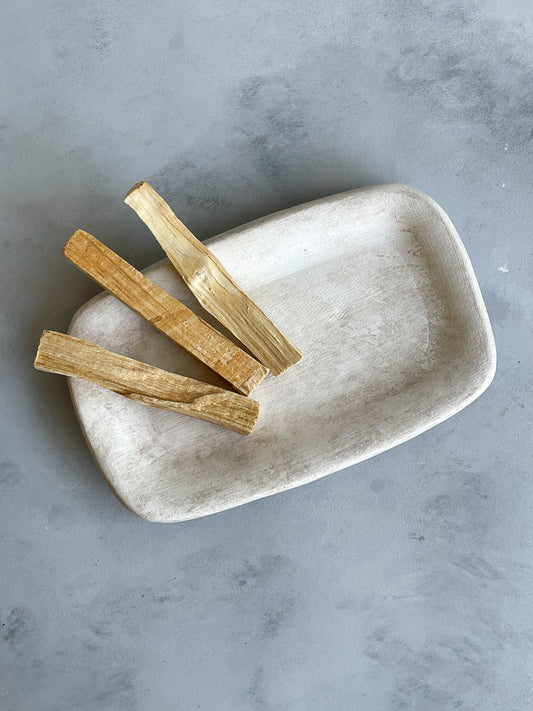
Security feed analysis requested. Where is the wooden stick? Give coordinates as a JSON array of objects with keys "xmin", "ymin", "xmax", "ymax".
[
  {"xmin": 63, "ymin": 230, "xmax": 268, "ymax": 396},
  {"xmin": 124, "ymin": 182, "xmax": 302, "ymax": 376},
  {"xmin": 34, "ymin": 331, "xmax": 260, "ymax": 435}
]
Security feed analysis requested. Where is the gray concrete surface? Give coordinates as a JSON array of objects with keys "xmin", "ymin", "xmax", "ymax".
[{"xmin": 1, "ymin": 1, "xmax": 532, "ymax": 709}]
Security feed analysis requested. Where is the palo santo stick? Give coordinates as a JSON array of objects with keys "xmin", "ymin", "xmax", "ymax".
[
  {"xmin": 124, "ymin": 182, "xmax": 302, "ymax": 376},
  {"xmin": 63, "ymin": 230, "xmax": 268, "ymax": 396},
  {"xmin": 34, "ymin": 331, "xmax": 260, "ymax": 435}
]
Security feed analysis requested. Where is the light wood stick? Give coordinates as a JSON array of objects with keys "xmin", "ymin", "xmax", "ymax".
[
  {"xmin": 34, "ymin": 331, "xmax": 260, "ymax": 435},
  {"xmin": 124, "ymin": 182, "xmax": 302, "ymax": 376},
  {"xmin": 63, "ymin": 230, "xmax": 268, "ymax": 396}
]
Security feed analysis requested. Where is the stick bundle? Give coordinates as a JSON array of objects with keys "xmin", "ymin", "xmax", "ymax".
[{"xmin": 35, "ymin": 183, "xmax": 303, "ymax": 439}]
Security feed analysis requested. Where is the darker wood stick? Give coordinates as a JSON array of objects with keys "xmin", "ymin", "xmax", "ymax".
[{"xmin": 63, "ymin": 230, "xmax": 268, "ymax": 396}]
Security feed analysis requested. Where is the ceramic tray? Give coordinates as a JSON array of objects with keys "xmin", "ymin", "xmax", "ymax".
[{"xmin": 68, "ymin": 184, "xmax": 496, "ymax": 522}]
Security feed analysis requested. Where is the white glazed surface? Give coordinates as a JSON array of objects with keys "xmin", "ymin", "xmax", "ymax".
[{"xmin": 68, "ymin": 184, "xmax": 496, "ymax": 522}]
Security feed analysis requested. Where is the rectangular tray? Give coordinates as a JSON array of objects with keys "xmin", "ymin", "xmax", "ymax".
[{"xmin": 68, "ymin": 184, "xmax": 496, "ymax": 522}]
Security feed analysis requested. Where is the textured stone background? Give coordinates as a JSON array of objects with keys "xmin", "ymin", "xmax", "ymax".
[{"xmin": 1, "ymin": 2, "xmax": 532, "ymax": 709}]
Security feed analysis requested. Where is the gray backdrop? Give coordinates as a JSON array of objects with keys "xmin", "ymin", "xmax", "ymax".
[{"xmin": 1, "ymin": 1, "xmax": 532, "ymax": 709}]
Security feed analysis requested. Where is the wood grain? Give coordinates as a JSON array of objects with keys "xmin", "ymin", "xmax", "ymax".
[
  {"xmin": 34, "ymin": 331, "xmax": 260, "ymax": 435},
  {"xmin": 124, "ymin": 182, "xmax": 302, "ymax": 375},
  {"xmin": 63, "ymin": 230, "xmax": 268, "ymax": 396}
]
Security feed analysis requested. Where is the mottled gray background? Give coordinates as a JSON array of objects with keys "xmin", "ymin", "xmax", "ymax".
[{"xmin": 1, "ymin": 1, "xmax": 532, "ymax": 709}]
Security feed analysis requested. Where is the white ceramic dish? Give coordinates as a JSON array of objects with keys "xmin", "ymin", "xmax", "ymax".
[{"xmin": 68, "ymin": 184, "xmax": 496, "ymax": 522}]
